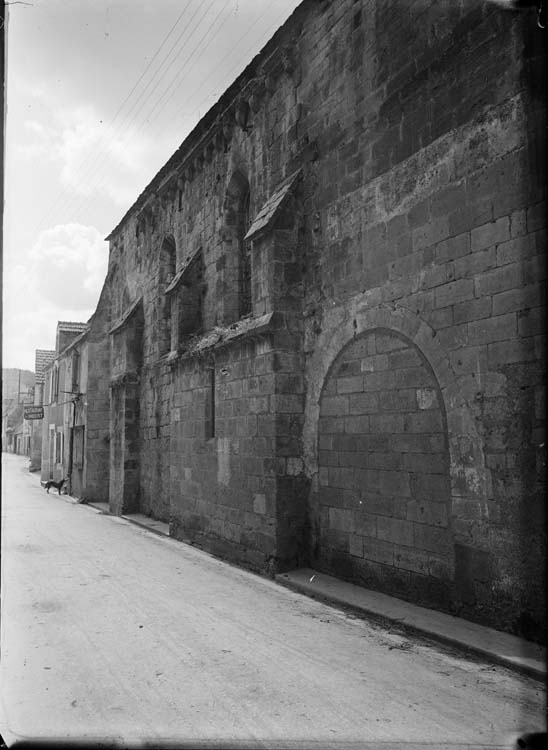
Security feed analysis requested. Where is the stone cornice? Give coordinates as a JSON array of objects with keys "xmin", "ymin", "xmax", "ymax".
[
  {"xmin": 109, "ymin": 371, "xmax": 141, "ymax": 388},
  {"xmin": 165, "ymin": 311, "xmax": 293, "ymax": 366}
]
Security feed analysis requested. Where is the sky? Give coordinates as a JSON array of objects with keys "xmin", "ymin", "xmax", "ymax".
[{"xmin": 3, "ymin": 0, "xmax": 302, "ymax": 372}]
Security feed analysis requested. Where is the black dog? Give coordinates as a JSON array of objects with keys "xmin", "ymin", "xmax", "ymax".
[{"xmin": 44, "ymin": 478, "xmax": 67, "ymax": 494}]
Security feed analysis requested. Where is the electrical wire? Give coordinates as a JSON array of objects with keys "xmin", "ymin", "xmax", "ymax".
[
  {"xmin": 170, "ymin": 3, "xmax": 291, "ymax": 133},
  {"xmin": 30, "ymin": 2, "xmax": 298, "ymax": 238},
  {"xmin": 170, "ymin": 7, "xmax": 277, "ymax": 125},
  {"xmin": 35, "ymin": 0, "xmax": 219, "ymax": 235},
  {"xmin": 83, "ymin": 1, "xmax": 290, "ymax": 209},
  {"xmin": 84, "ymin": 0, "xmax": 234, "ymax": 193},
  {"xmin": 33, "ymin": 0, "xmax": 199, "ymax": 234},
  {"xmin": 145, "ymin": 0, "xmax": 233, "ymax": 128},
  {"xmin": 108, "ymin": 0, "xmax": 209, "ymax": 145},
  {"xmin": 68, "ymin": 0, "xmax": 218, "ymax": 207},
  {"xmin": 72, "ymin": 0, "xmax": 231, "ymax": 215}
]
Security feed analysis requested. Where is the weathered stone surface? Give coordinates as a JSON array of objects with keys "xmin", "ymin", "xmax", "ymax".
[{"xmin": 73, "ymin": 0, "xmax": 546, "ymax": 642}]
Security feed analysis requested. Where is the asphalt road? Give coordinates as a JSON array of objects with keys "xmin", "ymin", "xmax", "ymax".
[{"xmin": 0, "ymin": 453, "xmax": 544, "ymax": 748}]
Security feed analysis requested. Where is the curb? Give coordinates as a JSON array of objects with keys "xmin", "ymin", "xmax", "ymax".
[
  {"xmin": 71, "ymin": 484, "xmax": 547, "ymax": 684},
  {"xmin": 275, "ymin": 573, "xmax": 546, "ymax": 683},
  {"xmin": 120, "ymin": 515, "xmax": 170, "ymax": 539}
]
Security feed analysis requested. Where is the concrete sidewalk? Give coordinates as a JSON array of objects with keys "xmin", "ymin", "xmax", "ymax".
[
  {"xmin": 86, "ymin": 501, "xmax": 170, "ymax": 536},
  {"xmin": 84, "ymin": 500, "xmax": 546, "ymax": 683},
  {"xmin": 275, "ymin": 569, "xmax": 546, "ymax": 682}
]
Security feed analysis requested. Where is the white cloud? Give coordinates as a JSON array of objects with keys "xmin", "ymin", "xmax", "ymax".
[
  {"xmin": 29, "ymin": 223, "xmax": 109, "ymax": 309},
  {"xmin": 24, "ymin": 120, "xmax": 48, "ymax": 137},
  {"xmin": 3, "ymin": 223, "xmax": 109, "ymax": 370},
  {"xmin": 3, "ymin": 307, "xmax": 62, "ymax": 372},
  {"xmin": 13, "ymin": 118, "xmax": 57, "ymax": 162},
  {"xmin": 56, "ymin": 107, "xmax": 111, "ymax": 187},
  {"xmin": 57, "ymin": 105, "xmax": 156, "ymax": 206},
  {"xmin": 12, "ymin": 99, "xmax": 173, "ymax": 208}
]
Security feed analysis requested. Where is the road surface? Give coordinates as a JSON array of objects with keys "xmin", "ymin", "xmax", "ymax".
[{"xmin": 0, "ymin": 453, "xmax": 544, "ymax": 748}]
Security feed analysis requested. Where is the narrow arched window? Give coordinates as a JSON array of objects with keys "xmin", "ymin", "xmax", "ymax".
[
  {"xmin": 159, "ymin": 235, "xmax": 176, "ymax": 288},
  {"xmin": 159, "ymin": 235, "xmax": 176, "ymax": 356},
  {"xmin": 222, "ymin": 171, "xmax": 252, "ymax": 324},
  {"xmin": 178, "ymin": 249, "xmax": 204, "ymax": 339},
  {"xmin": 239, "ymin": 187, "xmax": 251, "ymax": 318}
]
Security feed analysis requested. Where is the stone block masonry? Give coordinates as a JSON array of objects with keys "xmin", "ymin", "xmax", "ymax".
[
  {"xmin": 165, "ymin": 336, "xmax": 289, "ymax": 568},
  {"xmin": 310, "ymin": 329, "xmax": 454, "ymax": 609},
  {"xmin": 82, "ymin": 292, "xmax": 111, "ymax": 504},
  {"xmin": 85, "ymin": 0, "xmax": 545, "ymax": 643},
  {"xmin": 297, "ymin": 0, "xmax": 545, "ymax": 640}
]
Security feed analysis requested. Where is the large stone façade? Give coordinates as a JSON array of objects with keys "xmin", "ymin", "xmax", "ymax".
[{"xmin": 87, "ymin": 0, "xmax": 546, "ymax": 642}]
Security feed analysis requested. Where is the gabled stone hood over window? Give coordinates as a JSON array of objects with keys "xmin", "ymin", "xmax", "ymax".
[{"xmin": 245, "ymin": 168, "xmax": 302, "ymax": 242}]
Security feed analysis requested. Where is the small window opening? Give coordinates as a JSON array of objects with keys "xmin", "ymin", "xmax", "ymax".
[
  {"xmin": 205, "ymin": 367, "xmax": 215, "ymax": 439},
  {"xmin": 239, "ymin": 188, "xmax": 252, "ymax": 318},
  {"xmin": 71, "ymin": 351, "xmax": 80, "ymax": 394},
  {"xmin": 52, "ymin": 365, "xmax": 60, "ymax": 403},
  {"xmin": 179, "ymin": 250, "xmax": 204, "ymax": 339},
  {"xmin": 160, "ymin": 236, "xmax": 177, "ymax": 355}
]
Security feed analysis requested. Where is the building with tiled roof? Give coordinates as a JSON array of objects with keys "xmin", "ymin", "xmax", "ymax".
[
  {"xmin": 40, "ymin": 322, "xmax": 90, "ymax": 494},
  {"xmin": 56, "ymin": 322, "xmax": 89, "ymax": 356},
  {"xmin": 34, "ymin": 350, "xmax": 56, "ymax": 384}
]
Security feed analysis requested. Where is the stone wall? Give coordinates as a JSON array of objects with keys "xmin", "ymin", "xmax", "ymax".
[
  {"xmin": 169, "ymin": 335, "xmax": 279, "ymax": 571},
  {"xmin": 311, "ymin": 329, "xmax": 452, "ymax": 608},
  {"xmin": 84, "ymin": 284, "xmax": 112, "ymax": 503},
  {"xmin": 95, "ymin": 0, "xmax": 545, "ymax": 640},
  {"xmin": 299, "ymin": 1, "xmax": 546, "ymax": 639}
]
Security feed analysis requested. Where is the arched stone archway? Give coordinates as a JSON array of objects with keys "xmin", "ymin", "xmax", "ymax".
[{"xmin": 303, "ymin": 300, "xmax": 492, "ymax": 608}]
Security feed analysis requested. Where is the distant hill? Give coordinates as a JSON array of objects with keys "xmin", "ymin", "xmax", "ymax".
[{"xmin": 2, "ymin": 369, "xmax": 36, "ymax": 402}]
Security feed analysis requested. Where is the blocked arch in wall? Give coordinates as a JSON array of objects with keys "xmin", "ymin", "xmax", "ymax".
[
  {"xmin": 303, "ymin": 302, "xmax": 489, "ymax": 603},
  {"xmin": 312, "ymin": 326, "xmax": 454, "ymax": 601}
]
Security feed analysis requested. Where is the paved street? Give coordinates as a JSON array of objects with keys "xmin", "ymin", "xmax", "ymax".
[{"xmin": 0, "ymin": 453, "xmax": 544, "ymax": 748}]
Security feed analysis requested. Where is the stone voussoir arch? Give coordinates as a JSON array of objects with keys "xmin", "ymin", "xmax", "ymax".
[{"xmin": 303, "ymin": 300, "xmax": 492, "ymax": 520}]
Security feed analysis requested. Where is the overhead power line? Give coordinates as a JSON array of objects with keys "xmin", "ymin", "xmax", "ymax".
[
  {"xmin": 146, "ymin": 0, "xmax": 233, "ymax": 127},
  {"xmin": 33, "ymin": 0, "xmax": 197, "ymax": 234},
  {"xmin": 31, "ymin": 2, "xmax": 297, "ymax": 237},
  {"xmin": 76, "ymin": 0, "xmax": 231, "ymax": 209},
  {"xmin": 35, "ymin": 0, "xmax": 219, "ymax": 235},
  {"xmin": 170, "ymin": 3, "xmax": 292, "ymax": 133},
  {"xmin": 109, "ymin": 0, "xmax": 209, "ymax": 145}
]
